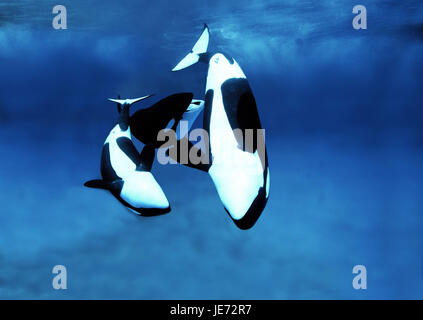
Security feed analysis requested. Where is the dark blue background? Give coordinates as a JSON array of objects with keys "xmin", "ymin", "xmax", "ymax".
[{"xmin": 0, "ymin": 0, "xmax": 422, "ymax": 299}]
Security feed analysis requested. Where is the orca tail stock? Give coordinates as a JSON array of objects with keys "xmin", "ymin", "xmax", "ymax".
[
  {"xmin": 115, "ymin": 95, "xmax": 122, "ymax": 113},
  {"xmin": 172, "ymin": 24, "xmax": 210, "ymax": 71}
]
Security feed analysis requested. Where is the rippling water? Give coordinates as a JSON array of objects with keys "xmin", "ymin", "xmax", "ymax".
[{"xmin": 0, "ymin": 0, "xmax": 422, "ymax": 299}]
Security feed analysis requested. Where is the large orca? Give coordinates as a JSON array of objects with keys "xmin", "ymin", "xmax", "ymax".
[
  {"xmin": 172, "ymin": 25, "xmax": 270, "ymax": 230},
  {"xmin": 84, "ymin": 96, "xmax": 171, "ymax": 216}
]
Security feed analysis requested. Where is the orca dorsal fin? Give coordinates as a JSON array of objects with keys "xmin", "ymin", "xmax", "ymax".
[{"xmin": 84, "ymin": 179, "xmax": 110, "ymax": 190}]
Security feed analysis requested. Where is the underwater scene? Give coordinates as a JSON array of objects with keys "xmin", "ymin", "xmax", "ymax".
[{"xmin": 0, "ymin": 0, "xmax": 422, "ymax": 299}]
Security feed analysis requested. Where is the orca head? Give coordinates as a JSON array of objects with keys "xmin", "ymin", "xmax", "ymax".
[
  {"xmin": 120, "ymin": 172, "xmax": 170, "ymax": 213},
  {"xmin": 226, "ymin": 187, "xmax": 268, "ymax": 230},
  {"xmin": 226, "ymin": 167, "xmax": 269, "ymax": 230}
]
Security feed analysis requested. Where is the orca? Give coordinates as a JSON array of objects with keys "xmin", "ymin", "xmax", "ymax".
[
  {"xmin": 130, "ymin": 93, "xmax": 208, "ymax": 171},
  {"xmin": 130, "ymin": 93, "xmax": 204, "ymax": 147},
  {"xmin": 172, "ymin": 25, "xmax": 270, "ymax": 230},
  {"xmin": 84, "ymin": 95, "xmax": 171, "ymax": 216}
]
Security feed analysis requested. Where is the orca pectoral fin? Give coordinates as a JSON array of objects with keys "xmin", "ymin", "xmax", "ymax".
[
  {"xmin": 130, "ymin": 93, "xmax": 194, "ymax": 146},
  {"xmin": 84, "ymin": 179, "xmax": 110, "ymax": 190}
]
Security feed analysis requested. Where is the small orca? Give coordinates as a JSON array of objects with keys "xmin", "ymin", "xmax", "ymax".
[
  {"xmin": 84, "ymin": 95, "xmax": 171, "ymax": 216},
  {"xmin": 172, "ymin": 25, "xmax": 270, "ymax": 230}
]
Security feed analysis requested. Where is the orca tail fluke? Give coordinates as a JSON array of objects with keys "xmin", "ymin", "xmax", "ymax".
[
  {"xmin": 172, "ymin": 24, "xmax": 210, "ymax": 71},
  {"xmin": 108, "ymin": 95, "xmax": 154, "ymax": 107},
  {"xmin": 84, "ymin": 179, "xmax": 110, "ymax": 190}
]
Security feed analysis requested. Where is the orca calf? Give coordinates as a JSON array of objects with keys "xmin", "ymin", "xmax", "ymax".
[
  {"xmin": 84, "ymin": 96, "xmax": 171, "ymax": 216},
  {"xmin": 172, "ymin": 25, "xmax": 270, "ymax": 229}
]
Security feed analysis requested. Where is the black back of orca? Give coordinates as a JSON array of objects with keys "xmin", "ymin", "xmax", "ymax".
[{"xmin": 130, "ymin": 93, "xmax": 193, "ymax": 148}]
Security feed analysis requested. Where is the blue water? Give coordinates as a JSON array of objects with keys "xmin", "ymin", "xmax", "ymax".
[{"xmin": 0, "ymin": 0, "xmax": 423, "ymax": 299}]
